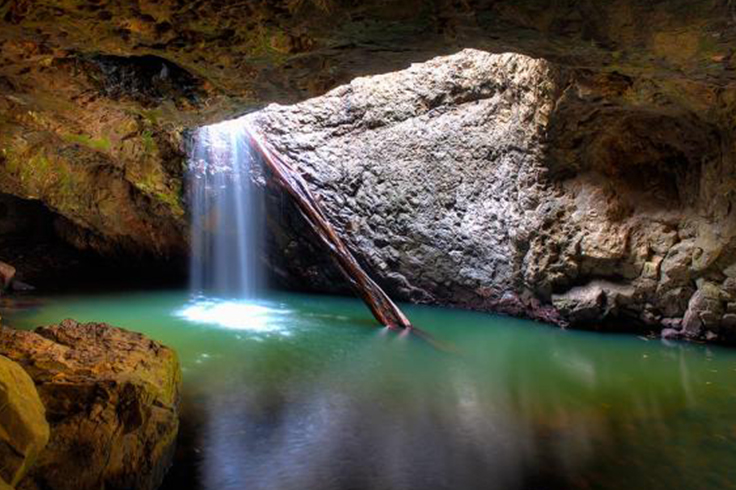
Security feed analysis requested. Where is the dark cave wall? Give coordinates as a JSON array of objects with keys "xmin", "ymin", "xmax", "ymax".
[{"xmin": 0, "ymin": 193, "xmax": 54, "ymax": 238}]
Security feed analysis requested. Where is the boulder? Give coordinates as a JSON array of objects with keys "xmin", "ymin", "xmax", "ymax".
[
  {"xmin": 0, "ymin": 320, "xmax": 181, "ymax": 490},
  {"xmin": 0, "ymin": 356, "xmax": 50, "ymax": 488},
  {"xmin": 552, "ymin": 283, "xmax": 606, "ymax": 324}
]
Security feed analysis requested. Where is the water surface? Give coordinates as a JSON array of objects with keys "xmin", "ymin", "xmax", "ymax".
[{"xmin": 4, "ymin": 290, "xmax": 736, "ymax": 490}]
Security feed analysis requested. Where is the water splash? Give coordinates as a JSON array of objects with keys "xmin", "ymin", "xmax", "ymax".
[
  {"xmin": 175, "ymin": 296, "xmax": 292, "ymax": 334},
  {"xmin": 188, "ymin": 116, "xmax": 262, "ymax": 298}
]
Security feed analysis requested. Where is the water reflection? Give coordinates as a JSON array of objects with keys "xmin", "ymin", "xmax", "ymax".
[{"xmin": 165, "ymin": 319, "xmax": 736, "ymax": 490}]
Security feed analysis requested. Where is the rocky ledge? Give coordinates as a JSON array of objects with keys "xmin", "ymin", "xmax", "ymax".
[{"xmin": 0, "ymin": 320, "xmax": 181, "ymax": 490}]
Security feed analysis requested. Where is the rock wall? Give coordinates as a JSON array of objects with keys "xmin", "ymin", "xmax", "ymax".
[{"xmin": 250, "ymin": 49, "xmax": 736, "ymax": 343}]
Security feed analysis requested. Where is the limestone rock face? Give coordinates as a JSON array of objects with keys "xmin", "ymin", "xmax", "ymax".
[
  {"xmin": 0, "ymin": 355, "xmax": 49, "ymax": 489},
  {"xmin": 249, "ymin": 49, "xmax": 736, "ymax": 342},
  {"xmin": 252, "ymin": 50, "xmax": 563, "ymax": 319},
  {"xmin": 0, "ymin": 321, "xmax": 181, "ymax": 490}
]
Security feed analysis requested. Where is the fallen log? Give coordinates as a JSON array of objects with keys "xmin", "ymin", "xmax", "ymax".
[{"xmin": 244, "ymin": 124, "xmax": 413, "ymax": 331}]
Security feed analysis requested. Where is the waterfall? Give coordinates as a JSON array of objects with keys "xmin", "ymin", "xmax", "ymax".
[{"xmin": 188, "ymin": 117, "xmax": 262, "ymax": 298}]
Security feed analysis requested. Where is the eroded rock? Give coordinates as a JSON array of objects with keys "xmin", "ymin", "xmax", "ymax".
[
  {"xmin": 0, "ymin": 320, "xmax": 181, "ymax": 490},
  {"xmin": 552, "ymin": 284, "xmax": 606, "ymax": 324},
  {"xmin": 249, "ymin": 49, "xmax": 736, "ymax": 343},
  {"xmin": 2, "ymin": 2, "xmax": 736, "ymax": 342}
]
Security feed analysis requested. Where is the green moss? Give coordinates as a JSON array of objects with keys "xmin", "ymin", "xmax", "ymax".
[
  {"xmin": 1, "ymin": 147, "xmax": 20, "ymax": 174},
  {"xmin": 140, "ymin": 109, "xmax": 163, "ymax": 126},
  {"xmin": 23, "ymin": 153, "xmax": 52, "ymax": 186},
  {"xmin": 141, "ymin": 130, "xmax": 158, "ymax": 155},
  {"xmin": 61, "ymin": 133, "xmax": 112, "ymax": 152},
  {"xmin": 243, "ymin": 26, "xmax": 292, "ymax": 65},
  {"xmin": 131, "ymin": 164, "xmax": 183, "ymax": 217},
  {"xmin": 156, "ymin": 188, "xmax": 184, "ymax": 214}
]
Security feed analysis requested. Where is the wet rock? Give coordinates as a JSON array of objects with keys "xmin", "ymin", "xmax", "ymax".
[
  {"xmin": 0, "ymin": 321, "xmax": 181, "ymax": 490},
  {"xmin": 661, "ymin": 318, "xmax": 683, "ymax": 331},
  {"xmin": 0, "ymin": 356, "xmax": 50, "ymax": 488},
  {"xmin": 681, "ymin": 289, "xmax": 723, "ymax": 337},
  {"xmin": 721, "ymin": 313, "xmax": 736, "ymax": 328},
  {"xmin": 552, "ymin": 284, "xmax": 605, "ymax": 324},
  {"xmin": 661, "ymin": 328, "xmax": 682, "ymax": 340}
]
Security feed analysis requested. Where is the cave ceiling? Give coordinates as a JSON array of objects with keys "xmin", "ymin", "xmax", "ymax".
[{"xmin": 0, "ymin": 0, "xmax": 735, "ymax": 255}]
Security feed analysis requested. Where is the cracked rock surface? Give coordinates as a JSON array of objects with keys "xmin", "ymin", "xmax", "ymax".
[{"xmin": 251, "ymin": 49, "xmax": 736, "ymax": 342}]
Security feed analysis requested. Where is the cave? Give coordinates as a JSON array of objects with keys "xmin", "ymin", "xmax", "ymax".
[{"xmin": 2, "ymin": 2, "xmax": 736, "ymax": 490}]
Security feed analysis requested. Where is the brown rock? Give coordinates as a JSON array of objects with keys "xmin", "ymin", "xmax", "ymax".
[
  {"xmin": 0, "ymin": 356, "xmax": 49, "ymax": 488},
  {"xmin": 0, "ymin": 320, "xmax": 181, "ymax": 490},
  {"xmin": 659, "ymin": 241, "xmax": 694, "ymax": 290}
]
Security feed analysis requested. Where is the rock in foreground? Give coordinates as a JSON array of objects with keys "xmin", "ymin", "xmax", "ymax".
[
  {"xmin": 0, "ymin": 355, "xmax": 50, "ymax": 489},
  {"xmin": 0, "ymin": 320, "xmax": 181, "ymax": 490}
]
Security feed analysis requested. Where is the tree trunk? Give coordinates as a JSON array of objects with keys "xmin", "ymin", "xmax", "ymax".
[{"xmin": 244, "ymin": 125, "xmax": 414, "ymax": 331}]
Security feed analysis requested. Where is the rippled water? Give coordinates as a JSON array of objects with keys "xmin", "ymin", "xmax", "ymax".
[{"xmin": 4, "ymin": 290, "xmax": 736, "ymax": 490}]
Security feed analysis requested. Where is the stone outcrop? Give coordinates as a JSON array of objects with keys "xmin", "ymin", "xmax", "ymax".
[
  {"xmin": 0, "ymin": 355, "xmax": 49, "ymax": 489},
  {"xmin": 0, "ymin": 320, "xmax": 181, "ymax": 490},
  {"xmin": 249, "ymin": 49, "xmax": 736, "ymax": 343}
]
